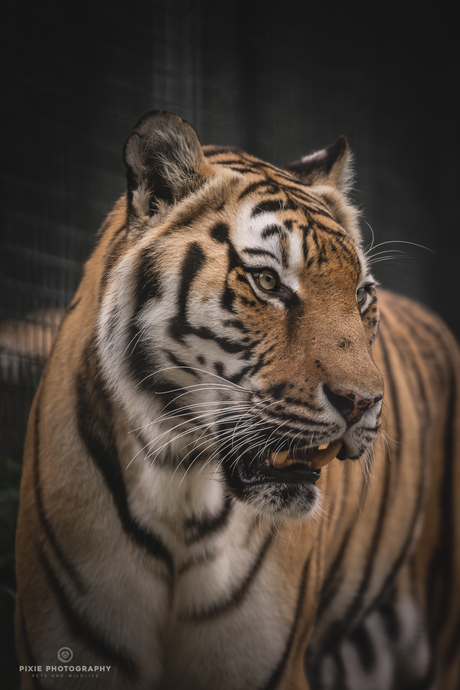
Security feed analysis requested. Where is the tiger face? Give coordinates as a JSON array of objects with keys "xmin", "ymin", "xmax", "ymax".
[{"xmin": 97, "ymin": 111, "xmax": 384, "ymax": 519}]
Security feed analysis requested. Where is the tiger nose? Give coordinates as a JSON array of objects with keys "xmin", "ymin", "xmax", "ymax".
[{"xmin": 323, "ymin": 385, "xmax": 382, "ymax": 424}]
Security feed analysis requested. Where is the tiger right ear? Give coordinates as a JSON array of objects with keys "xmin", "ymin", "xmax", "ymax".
[{"xmin": 123, "ymin": 110, "xmax": 206, "ymax": 225}]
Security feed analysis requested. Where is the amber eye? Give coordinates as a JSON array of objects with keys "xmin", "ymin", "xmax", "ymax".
[
  {"xmin": 256, "ymin": 270, "xmax": 278, "ymax": 291},
  {"xmin": 356, "ymin": 287, "xmax": 367, "ymax": 307}
]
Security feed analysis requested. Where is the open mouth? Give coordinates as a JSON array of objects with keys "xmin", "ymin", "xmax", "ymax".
[
  {"xmin": 262, "ymin": 441, "xmax": 343, "ymax": 484},
  {"xmin": 221, "ymin": 437, "xmax": 344, "ymax": 494},
  {"xmin": 268, "ymin": 442, "xmax": 343, "ymax": 471}
]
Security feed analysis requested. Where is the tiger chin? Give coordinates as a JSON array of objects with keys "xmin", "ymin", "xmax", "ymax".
[{"xmin": 16, "ymin": 111, "xmax": 460, "ymax": 690}]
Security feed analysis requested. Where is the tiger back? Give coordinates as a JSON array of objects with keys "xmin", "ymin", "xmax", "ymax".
[{"xmin": 15, "ymin": 110, "xmax": 460, "ymax": 689}]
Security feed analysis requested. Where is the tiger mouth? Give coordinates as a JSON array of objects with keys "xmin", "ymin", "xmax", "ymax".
[
  {"xmin": 267, "ymin": 442, "xmax": 343, "ymax": 472},
  {"xmin": 259, "ymin": 441, "xmax": 343, "ymax": 484},
  {"xmin": 222, "ymin": 438, "xmax": 344, "ymax": 491}
]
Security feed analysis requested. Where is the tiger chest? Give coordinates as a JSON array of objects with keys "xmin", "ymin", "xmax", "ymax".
[
  {"xmin": 125, "ymin": 460, "xmax": 296, "ymax": 688},
  {"xmin": 162, "ymin": 554, "xmax": 293, "ymax": 689}
]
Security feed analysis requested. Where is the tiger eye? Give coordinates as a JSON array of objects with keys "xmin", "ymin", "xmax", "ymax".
[
  {"xmin": 356, "ymin": 287, "xmax": 366, "ymax": 306},
  {"xmin": 257, "ymin": 270, "xmax": 278, "ymax": 291}
]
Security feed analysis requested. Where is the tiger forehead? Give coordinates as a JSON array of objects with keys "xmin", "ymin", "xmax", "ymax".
[
  {"xmin": 206, "ymin": 169, "xmax": 361, "ymax": 278},
  {"xmin": 205, "ymin": 145, "xmax": 335, "ymax": 219},
  {"xmin": 202, "ymin": 149, "xmax": 356, "ymax": 251},
  {"xmin": 160, "ymin": 147, "xmax": 364, "ymax": 279}
]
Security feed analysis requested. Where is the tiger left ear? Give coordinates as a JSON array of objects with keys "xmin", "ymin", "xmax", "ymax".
[
  {"xmin": 285, "ymin": 136, "xmax": 360, "ymax": 240},
  {"xmin": 123, "ymin": 110, "xmax": 207, "ymax": 226},
  {"xmin": 284, "ymin": 136, "xmax": 352, "ymax": 192}
]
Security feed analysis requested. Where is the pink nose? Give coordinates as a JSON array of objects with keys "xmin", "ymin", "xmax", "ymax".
[{"xmin": 324, "ymin": 385, "xmax": 382, "ymax": 424}]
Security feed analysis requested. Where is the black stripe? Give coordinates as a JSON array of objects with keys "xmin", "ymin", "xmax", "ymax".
[
  {"xmin": 349, "ymin": 622, "xmax": 376, "ymax": 672},
  {"xmin": 382, "ymin": 304, "xmax": 430, "ymax": 425},
  {"xmin": 379, "ymin": 599, "xmax": 400, "ymax": 641},
  {"xmin": 360, "ymin": 294, "xmax": 378, "ymax": 318},
  {"xmin": 378, "ymin": 315, "xmax": 403, "ymax": 481},
  {"xmin": 178, "ymin": 548, "xmax": 220, "ymax": 577},
  {"xmin": 211, "ymin": 222, "xmax": 241, "ymax": 270},
  {"xmin": 334, "ymin": 650, "xmax": 349, "ymax": 690},
  {"xmin": 33, "ymin": 386, "xmax": 87, "ymax": 594},
  {"xmin": 251, "ymin": 199, "xmax": 283, "ymax": 217},
  {"xmin": 188, "ymin": 535, "xmax": 272, "ymax": 621},
  {"xmin": 183, "ymin": 494, "xmax": 233, "ymax": 545},
  {"xmin": 228, "ymin": 363, "xmax": 254, "ymax": 385},
  {"xmin": 261, "ymin": 224, "xmax": 284, "ymax": 239},
  {"xmin": 222, "ymin": 318, "xmax": 250, "ymax": 333},
  {"xmin": 164, "ymin": 349, "xmax": 200, "ymax": 377},
  {"xmin": 167, "ymin": 242, "xmax": 252, "ymax": 355},
  {"xmin": 207, "ymin": 157, "xmax": 251, "ymax": 167},
  {"xmin": 32, "ymin": 298, "xmax": 86, "ymax": 595},
  {"xmin": 39, "ymin": 547, "xmax": 138, "ymax": 680},
  {"xmin": 65, "ymin": 296, "xmax": 82, "ymax": 318},
  {"xmin": 169, "ymin": 242, "xmax": 207, "ymax": 344},
  {"xmin": 238, "ymin": 180, "xmax": 279, "ymax": 200},
  {"xmin": 365, "ymin": 470, "xmax": 425, "ymax": 618},
  {"xmin": 249, "ymin": 341, "xmax": 277, "ymax": 376},
  {"xmin": 427, "ymin": 348, "xmax": 457, "ymax": 642},
  {"xmin": 261, "ymin": 554, "xmax": 311, "ymax": 690},
  {"xmin": 181, "ymin": 323, "xmax": 251, "ymax": 354},
  {"xmin": 227, "ymin": 164, "xmax": 263, "ymax": 175},
  {"xmin": 132, "ymin": 245, "xmax": 163, "ymax": 314},
  {"xmin": 307, "ymin": 223, "xmax": 356, "ymax": 259},
  {"xmin": 76, "ymin": 343, "xmax": 174, "ymax": 578},
  {"xmin": 261, "ymin": 406, "xmax": 333, "ymax": 429},
  {"xmin": 177, "ymin": 241, "xmax": 207, "ymax": 321},
  {"xmin": 316, "ymin": 502, "xmax": 364, "ymax": 621},
  {"xmin": 211, "ymin": 222, "xmax": 242, "ymax": 311},
  {"xmin": 266, "ymin": 382, "xmax": 288, "ymax": 399},
  {"xmin": 211, "ymin": 222, "xmax": 230, "ymax": 244},
  {"xmin": 243, "ymin": 247, "xmax": 280, "ymax": 262},
  {"xmin": 221, "ymin": 282, "xmax": 237, "ymax": 313},
  {"xmin": 127, "ymin": 318, "xmax": 160, "ymax": 393},
  {"xmin": 126, "ymin": 246, "xmax": 164, "ymax": 386}
]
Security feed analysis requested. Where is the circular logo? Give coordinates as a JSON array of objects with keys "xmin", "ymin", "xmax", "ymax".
[{"xmin": 57, "ymin": 647, "xmax": 73, "ymax": 663}]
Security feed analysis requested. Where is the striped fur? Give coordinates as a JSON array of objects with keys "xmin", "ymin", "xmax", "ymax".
[{"xmin": 15, "ymin": 111, "xmax": 460, "ymax": 689}]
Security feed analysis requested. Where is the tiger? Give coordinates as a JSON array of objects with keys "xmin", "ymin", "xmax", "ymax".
[{"xmin": 15, "ymin": 109, "xmax": 460, "ymax": 690}]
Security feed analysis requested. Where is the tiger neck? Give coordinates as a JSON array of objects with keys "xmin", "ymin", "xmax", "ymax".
[
  {"xmin": 122, "ymin": 419, "xmax": 272, "ymax": 578},
  {"xmin": 81, "ymin": 339, "xmax": 269, "ymax": 567}
]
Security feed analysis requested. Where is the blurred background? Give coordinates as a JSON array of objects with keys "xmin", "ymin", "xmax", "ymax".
[{"xmin": 1, "ymin": 0, "xmax": 458, "ymax": 686}]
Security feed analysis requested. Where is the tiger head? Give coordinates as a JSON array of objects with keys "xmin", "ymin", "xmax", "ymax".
[{"xmin": 97, "ymin": 111, "xmax": 384, "ymax": 519}]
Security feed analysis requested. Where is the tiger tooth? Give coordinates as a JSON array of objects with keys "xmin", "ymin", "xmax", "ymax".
[
  {"xmin": 269, "ymin": 452, "xmax": 313, "ymax": 469},
  {"xmin": 269, "ymin": 442, "xmax": 342, "ymax": 471},
  {"xmin": 270, "ymin": 450, "xmax": 290, "ymax": 467}
]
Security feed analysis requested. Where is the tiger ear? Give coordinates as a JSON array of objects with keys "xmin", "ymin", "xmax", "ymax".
[
  {"xmin": 284, "ymin": 136, "xmax": 352, "ymax": 192},
  {"xmin": 123, "ymin": 110, "xmax": 206, "ymax": 225},
  {"xmin": 285, "ymin": 136, "xmax": 360, "ymax": 241}
]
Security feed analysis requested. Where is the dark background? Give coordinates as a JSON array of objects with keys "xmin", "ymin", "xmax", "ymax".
[{"xmin": 1, "ymin": 1, "xmax": 458, "ymax": 686}]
